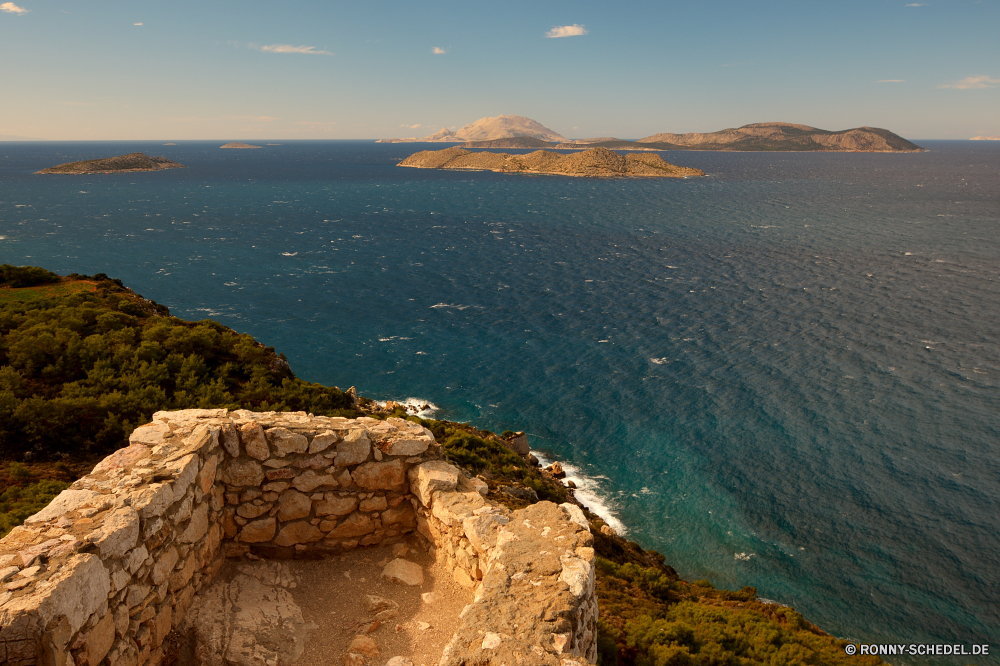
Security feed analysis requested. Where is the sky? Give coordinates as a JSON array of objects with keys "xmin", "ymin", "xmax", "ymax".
[{"xmin": 1, "ymin": 0, "xmax": 998, "ymax": 141}]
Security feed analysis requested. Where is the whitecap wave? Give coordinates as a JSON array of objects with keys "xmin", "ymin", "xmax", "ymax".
[
  {"xmin": 532, "ymin": 451, "xmax": 627, "ymax": 535},
  {"xmin": 373, "ymin": 397, "xmax": 439, "ymax": 418}
]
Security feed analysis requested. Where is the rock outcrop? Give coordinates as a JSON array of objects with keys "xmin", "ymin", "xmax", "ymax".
[
  {"xmin": 398, "ymin": 146, "xmax": 703, "ymax": 178},
  {"xmin": 34, "ymin": 153, "xmax": 185, "ymax": 175},
  {"xmin": 0, "ymin": 410, "xmax": 598, "ymax": 666}
]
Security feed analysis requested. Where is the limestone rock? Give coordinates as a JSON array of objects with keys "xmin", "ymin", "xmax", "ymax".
[
  {"xmin": 169, "ymin": 453, "xmax": 200, "ymax": 501},
  {"xmin": 83, "ymin": 611, "xmax": 116, "ymax": 666},
  {"xmin": 380, "ymin": 504, "xmax": 415, "ymax": 527},
  {"xmin": 291, "ymin": 470, "xmax": 338, "ymax": 492},
  {"xmin": 274, "ymin": 522, "xmax": 324, "ymax": 547},
  {"xmin": 381, "ymin": 558, "xmax": 423, "ymax": 586},
  {"xmin": 240, "ymin": 422, "xmax": 270, "ymax": 460},
  {"xmin": 182, "ymin": 563, "xmax": 311, "ymax": 666},
  {"xmin": 308, "ymin": 430, "xmax": 339, "ymax": 454},
  {"xmin": 92, "ymin": 507, "xmax": 140, "ymax": 559},
  {"xmin": 315, "ymin": 495, "xmax": 358, "ymax": 517},
  {"xmin": 359, "ymin": 496, "xmax": 387, "ymax": 512},
  {"xmin": 178, "ymin": 503, "xmax": 209, "ymax": 543},
  {"xmin": 505, "ymin": 432, "xmax": 530, "ymax": 456},
  {"xmin": 1, "ymin": 554, "xmax": 110, "ymax": 635},
  {"xmin": 335, "ymin": 430, "xmax": 371, "ymax": 466},
  {"xmin": 239, "ymin": 517, "xmax": 276, "ymax": 543},
  {"xmin": 324, "ymin": 513, "xmax": 374, "ymax": 538},
  {"xmin": 348, "ymin": 634, "xmax": 379, "ymax": 659},
  {"xmin": 23, "ymin": 489, "xmax": 100, "ymax": 525},
  {"xmin": 132, "ymin": 483, "xmax": 173, "ymax": 520},
  {"xmin": 223, "ymin": 459, "xmax": 264, "ymax": 487},
  {"xmin": 129, "ymin": 421, "xmax": 171, "ymax": 446},
  {"xmin": 267, "ymin": 427, "xmax": 309, "ymax": 457},
  {"xmin": 277, "ymin": 489, "xmax": 312, "ymax": 521},
  {"xmin": 384, "ymin": 658, "xmax": 414, "ymax": 666},
  {"xmin": 408, "ymin": 460, "xmax": 460, "ymax": 507},
  {"xmin": 353, "ymin": 459, "xmax": 406, "ymax": 491},
  {"xmin": 220, "ymin": 423, "xmax": 241, "ymax": 457}
]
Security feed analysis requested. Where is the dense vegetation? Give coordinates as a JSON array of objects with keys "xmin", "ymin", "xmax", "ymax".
[
  {"xmin": 0, "ymin": 266, "xmax": 875, "ymax": 665},
  {"xmin": 0, "ymin": 270, "xmax": 354, "ymax": 462}
]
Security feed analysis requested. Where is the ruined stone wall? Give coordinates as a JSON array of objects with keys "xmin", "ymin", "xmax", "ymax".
[{"xmin": 0, "ymin": 409, "xmax": 597, "ymax": 666}]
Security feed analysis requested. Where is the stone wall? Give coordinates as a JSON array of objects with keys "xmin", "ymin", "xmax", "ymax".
[{"xmin": 0, "ymin": 409, "xmax": 597, "ymax": 666}]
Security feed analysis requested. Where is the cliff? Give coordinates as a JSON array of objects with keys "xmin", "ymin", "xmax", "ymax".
[
  {"xmin": 377, "ymin": 114, "xmax": 567, "ymax": 144},
  {"xmin": 638, "ymin": 122, "xmax": 924, "ymax": 152},
  {"xmin": 398, "ymin": 146, "xmax": 704, "ymax": 178},
  {"xmin": 34, "ymin": 153, "xmax": 184, "ymax": 175}
]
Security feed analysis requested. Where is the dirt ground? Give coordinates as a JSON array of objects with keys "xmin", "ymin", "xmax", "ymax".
[{"xmin": 291, "ymin": 537, "xmax": 473, "ymax": 666}]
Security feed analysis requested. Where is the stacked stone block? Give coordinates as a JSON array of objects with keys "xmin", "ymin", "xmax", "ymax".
[{"xmin": 0, "ymin": 409, "xmax": 597, "ymax": 666}]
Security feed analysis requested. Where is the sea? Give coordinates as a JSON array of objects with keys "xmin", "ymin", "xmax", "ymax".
[{"xmin": 1, "ymin": 140, "xmax": 998, "ymax": 662}]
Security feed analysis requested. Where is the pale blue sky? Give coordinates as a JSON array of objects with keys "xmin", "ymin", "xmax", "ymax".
[{"xmin": 1, "ymin": 0, "xmax": 997, "ymax": 140}]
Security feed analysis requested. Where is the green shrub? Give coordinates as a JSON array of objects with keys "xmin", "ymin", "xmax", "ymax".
[
  {"xmin": 0, "ymin": 264, "xmax": 61, "ymax": 288},
  {"xmin": 0, "ymin": 479, "xmax": 69, "ymax": 537},
  {"xmin": 0, "ymin": 274, "xmax": 356, "ymax": 460},
  {"xmin": 8, "ymin": 461, "xmax": 31, "ymax": 481}
]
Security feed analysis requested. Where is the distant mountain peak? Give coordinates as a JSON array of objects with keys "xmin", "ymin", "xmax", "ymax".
[{"xmin": 377, "ymin": 115, "xmax": 566, "ymax": 143}]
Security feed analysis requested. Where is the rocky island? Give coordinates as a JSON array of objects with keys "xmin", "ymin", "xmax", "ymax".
[
  {"xmin": 34, "ymin": 153, "xmax": 184, "ymax": 175},
  {"xmin": 398, "ymin": 146, "xmax": 704, "ymax": 178},
  {"xmin": 380, "ymin": 114, "xmax": 923, "ymax": 152},
  {"xmin": 220, "ymin": 142, "xmax": 262, "ymax": 149}
]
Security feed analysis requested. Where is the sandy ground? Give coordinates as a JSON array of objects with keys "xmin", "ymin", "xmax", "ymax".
[{"xmin": 286, "ymin": 538, "xmax": 471, "ymax": 666}]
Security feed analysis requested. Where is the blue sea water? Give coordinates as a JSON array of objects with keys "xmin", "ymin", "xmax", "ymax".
[{"xmin": 2, "ymin": 140, "xmax": 999, "ymax": 661}]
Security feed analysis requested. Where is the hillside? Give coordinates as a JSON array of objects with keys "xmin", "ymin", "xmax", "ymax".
[
  {"xmin": 34, "ymin": 152, "xmax": 185, "ymax": 174},
  {"xmin": 639, "ymin": 122, "xmax": 924, "ymax": 152},
  {"xmin": 398, "ymin": 146, "xmax": 704, "ymax": 178},
  {"xmin": 0, "ymin": 265, "xmax": 881, "ymax": 666},
  {"xmin": 377, "ymin": 114, "xmax": 567, "ymax": 143}
]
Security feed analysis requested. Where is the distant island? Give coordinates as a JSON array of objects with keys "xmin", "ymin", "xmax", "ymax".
[
  {"xmin": 398, "ymin": 146, "xmax": 704, "ymax": 178},
  {"xmin": 34, "ymin": 152, "xmax": 184, "ymax": 175},
  {"xmin": 378, "ymin": 114, "xmax": 567, "ymax": 143},
  {"xmin": 971, "ymin": 135, "xmax": 1000, "ymax": 141},
  {"xmin": 220, "ymin": 142, "xmax": 262, "ymax": 149},
  {"xmin": 380, "ymin": 115, "xmax": 924, "ymax": 153}
]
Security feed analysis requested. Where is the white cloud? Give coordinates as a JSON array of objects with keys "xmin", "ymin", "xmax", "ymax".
[
  {"xmin": 877, "ymin": 79, "xmax": 905, "ymax": 82},
  {"xmin": 258, "ymin": 44, "xmax": 334, "ymax": 56},
  {"xmin": 545, "ymin": 24, "xmax": 588, "ymax": 38},
  {"xmin": 905, "ymin": 3, "xmax": 927, "ymax": 6},
  {"xmin": 938, "ymin": 75, "xmax": 1000, "ymax": 89},
  {"xmin": 1, "ymin": 2, "xmax": 29, "ymax": 14},
  {"xmin": 400, "ymin": 124, "xmax": 422, "ymax": 129},
  {"xmin": 134, "ymin": 22, "xmax": 143, "ymax": 26},
  {"xmin": 431, "ymin": 47, "xmax": 446, "ymax": 55}
]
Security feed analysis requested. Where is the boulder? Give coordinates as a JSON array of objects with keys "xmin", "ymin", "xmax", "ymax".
[
  {"xmin": 505, "ymin": 432, "xmax": 530, "ymax": 456},
  {"xmin": 407, "ymin": 460, "xmax": 460, "ymax": 507},
  {"xmin": 381, "ymin": 558, "xmax": 423, "ymax": 586}
]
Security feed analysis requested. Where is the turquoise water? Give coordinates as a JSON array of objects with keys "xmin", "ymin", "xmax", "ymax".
[{"xmin": 2, "ymin": 140, "xmax": 999, "ymax": 660}]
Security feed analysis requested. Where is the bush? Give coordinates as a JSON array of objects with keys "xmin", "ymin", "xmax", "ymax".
[
  {"xmin": 8, "ymin": 461, "xmax": 31, "ymax": 481},
  {"xmin": 0, "ymin": 264, "xmax": 61, "ymax": 288},
  {"xmin": 0, "ymin": 272, "xmax": 356, "ymax": 460},
  {"xmin": 0, "ymin": 479, "xmax": 69, "ymax": 537}
]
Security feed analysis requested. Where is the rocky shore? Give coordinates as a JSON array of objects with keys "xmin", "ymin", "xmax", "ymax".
[
  {"xmin": 34, "ymin": 153, "xmax": 184, "ymax": 175},
  {"xmin": 398, "ymin": 146, "xmax": 704, "ymax": 178}
]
